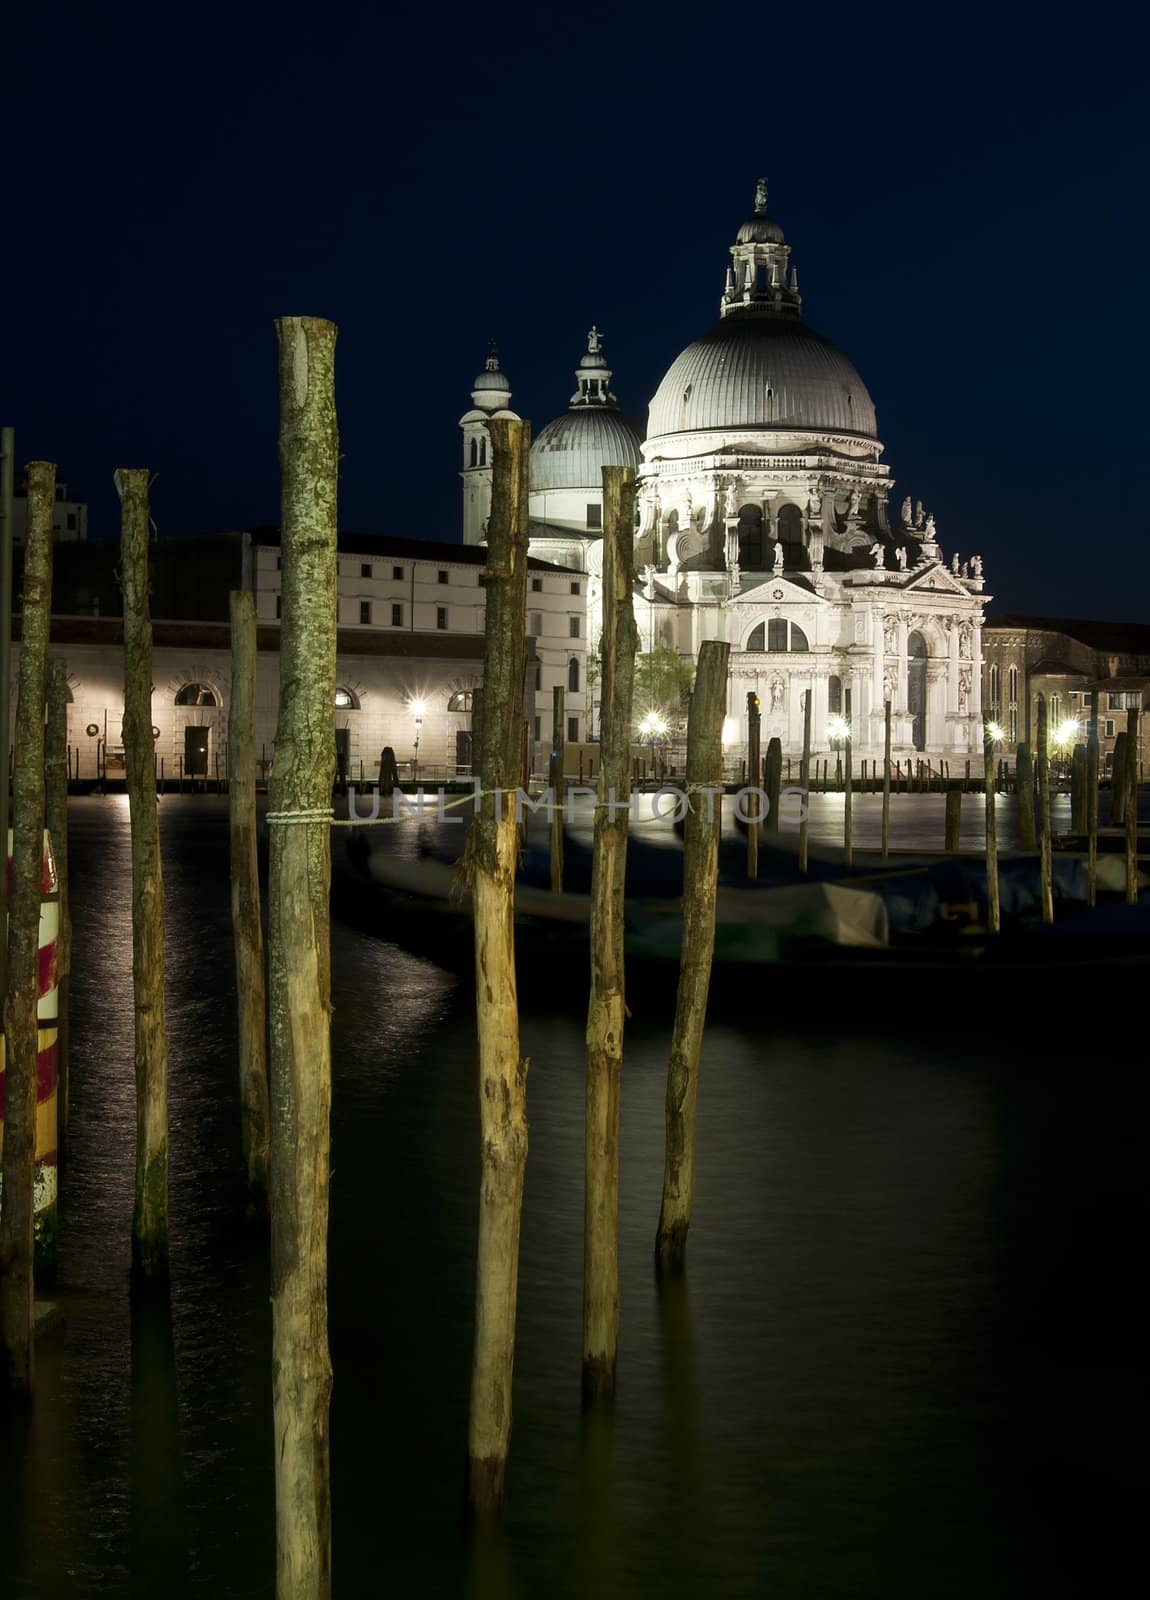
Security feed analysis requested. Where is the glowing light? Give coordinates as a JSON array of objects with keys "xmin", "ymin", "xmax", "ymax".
[
  {"xmin": 638, "ymin": 711, "xmax": 668, "ymax": 740},
  {"xmin": 1053, "ymin": 717, "xmax": 1081, "ymax": 748},
  {"xmin": 721, "ymin": 717, "xmax": 738, "ymax": 746},
  {"xmin": 826, "ymin": 715, "xmax": 851, "ymax": 743},
  {"xmin": 409, "ymin": 698, "xmax": 427, "ymax": 721},
  {"xmin": 985, "ymin": 721, "xmax": 1006, "ymax": 743}
]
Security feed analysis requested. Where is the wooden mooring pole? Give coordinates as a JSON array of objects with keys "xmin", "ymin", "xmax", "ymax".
[
  {"xmin": 583, "ymin": 463, "xmax": 638, "ymax": 1407},
  {"xmin": 656, "ymin": 639, "xmax": 729, "ymax": 1274},
  {"xmin": 1036, "ymin": 700, "xmax": 1053, "ymax": 923},
  {"xmin": 798, "ymin": 689, "xmax": 812, "ymax": 874},
  {"xmin": 945, "ymin": 788, "xmax": 962, "ymax": 853},
  {"xmin": 881, "ymin": 702, "xmax": 891, "ymax": 863},
  {"xmin": 1125, "ymin": 707, "xmax": 1140, "ymax": 905},
  {"xmin": 465, "ymin": 415, "xmax": 531, "ymax": 1511},
  {"xmin": 228, "ymin": 589, "xmax": 269, "ymax": 1204},
  {"xmin": 0, "ymin": 459, "xmax": 54, "ymax": 1392},
  {"xmin": 843, "ymin": 735, "xmax": 853, "ymax": 867},
  {"xmin": 1087, "ymin": 691, "xmax": 1100, "ymax": 907},
  {"xmin": 764, "ymin": 736, "xmax": 781, "ymax": 835},
  {"xmin": 746, "ymin": 690, "xmax": 760, "ymax": 880},
  {"xmin": 267, "ymin": 316, "xmax": 338, "ymax": 1593},
  {"xmin": 1015, "ymin": 742, "xmax": 1037, "ymax": 853},
  {"xmin": 117, "ymin": 468, "xmax": 170, "ymax": 1278},
  {"xmin": 549, "ymin": 684, "xmax": 565, "ymax": 893},
  {"xmin": 46, "ymin": 659, "xmax": 72, "ymax": 1142},
  {"xmin": 984, "ymin": 731, "xmax": 1000, "ymax": 934}
]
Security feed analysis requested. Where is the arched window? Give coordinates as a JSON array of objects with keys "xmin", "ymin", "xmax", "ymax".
[
  {"xmin": 1049, "ymin": 693, "xmax": 1061, "ymax": 726},
  {"xmin": 747, "ymin": 622, "xmax": 765, "ymax": 651},
  {"xmin": 907, "ymin": 631, "xmax": 928, "ymax": 751},
  {"xmin": 175, "ymin": 682, "xmax": 217, "ymax": 707},
  {"xmin": 447, "ymin": 689, "xmax": 474, "ymax": 712},
  {"xmin": 334, "ymin": 687, "xmax": 360, "ymax": 710},
  {"xmin": 989, "ymin": 665, "xmax": 1000, "ymax": 717},
  {"xmin": 828, "ymin": 676, "xmax": 842, "ymax": 715},
  {"xmin": 568, "ymin": 657, "xmax": 580, "ymax": 694},
  {"xmin": 737, "ymin": 504, "xmax": 764, "ymax": 569},
  {"xmin": 746, "ymin": 620, "xmax": 808, "ymax": 652},
  {"xmin": 776, "ymin": 503, "xmax": 804, "ymax": 568},
  {"xmin": 469, "ymin": 438, "xmax": 478, "ymax": 468},
  {"xmin": 1008, "ymin": 666, "xmax": 1019, "ymax": 742},
  {"xmin": 480, "ymin": 438, "xmax": 487, "ymax": 466}
]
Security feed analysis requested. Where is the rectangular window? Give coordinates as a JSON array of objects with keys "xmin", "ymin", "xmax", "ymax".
[
  {"xmin": 66, "ymin": 512, "xmax": 77, "ymax": 531},
  {"xmin": 586, "ymin": 504, "xmax": 602, "ymax": 530},
  {"xmin": 359, "ymin": 601, "xmax": 371, "ymax": 625},
  {"xmin": 275, "ymin": 595, "xmax": 282, "ymax": 619},
  {"xmin": 1105, "ymin": 719, "xmax": 1115, "ymax": 737},
  {"xmin": 569, "ymin": 616, "xmax": 580, "ymax": 638},
  {"xmin": 1128, "ymin": 692, "xmax": 1143, "ymax": 709},
  {"xmin": 531, "ymin": 577, "xmax": 543, "ymax": 592},
  {"xmin": 360, "ymin": 562, "xmax": 373, "ymax": 578},
  {"xmin": 767, "ymin": 618, "xmax": 788, "ymax": 652},
  {"xmin": 391, "ymin": 603, "xmax": 403, "ymax": 627},
  {"xmin": 529, "ymin": 612, "xmax": 542, "ymax": 636},
  {"xmin": 392, "ymin": 565, "xmax": 404, "ymax": 580},
  {"xmin": 437, "ymin": 569, "xmax": 449, "ymax": 584},
  {"xmin": 570, "ymin": 581, "xmax": 581, "ymax": 595},
  {"xmin": 436, "ymin": 607, "xmax": 448, "ymax": 630},
  {"xmin": 567, "ymin": 716, "xmax": 579, "ymax": 743},
  {"xmin": 1109, "ymin": 693, "xmax": 1123, "ymax": 710},
  {"xmin": 533, "ymin": 717, "xmax": 541, "ymax": 740}
]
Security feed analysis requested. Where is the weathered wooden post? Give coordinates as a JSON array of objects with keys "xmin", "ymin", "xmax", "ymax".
[
  {"xmin": 0, "ymin": 460, "xmax": 53, "ymax": 1392},
  {"xmin": 1111, "ymin": 731, "xmax": 1128, "ymax": 828},
  {"xmin": 583, "ymin": 463, "xmax": 637, "ymax": 1408},
  {"xmin": 465, "ymin": 416, "xmax": 531, "ymax": 1511},
  {"xmin": 1015, "ymin": 742, "xmax": 1037, "ymax": 852},
  {"xmin": 984, "ymin": 732, "xmax": 1000, "ymax": 934},
  {"xmin": 1036, "ymin": 699, "xmax": 1053, "ymax": 923},
  {"xmin": 266, "ymin": 318, "xmax": 339, "ymax": 1596},
  {"xmin": 945, "ymin": 788, "xmax": 961, "ymax": 853},
  {"xmin": 549, "ymin": 685, "xmax": 565, "ymax": 893},
  {"xmin": 881, "ymin": 702, "xmax": 892, "ymax": 863},
  {"xmin": 1070, "ymin": 744, "xmax": 1087, "ymax": 835},
  {"xmin": 45, "ymin": 658, "xmax": 71, "ymax": 1140},
  {"xmin": 656, "ymin": 640, "xmax": 729, "ymax": 1274},
  {"xmin": 764, "ymin": 736, "xmax": 781, "ymax": 835},
  {"xmin": 1125, "ymin": 707, "xmax": 1139, "ymax": 905},
  {"xmin": 745, "ymin": 690, "xmax": 760, "ymax": 880},
  {"xmin": 798, "ymin": 690, "xmax": 812, "ymax": 874},
  {"xmin": 116, "ymin": 468, "xmax": 170, "ymax": 1277},
  {"xmin": 228, "ymin": 589, "xmax": 269, "ymax": 1203},
  {"xmin": 1087, "ymin": 692, "xmax": 1100, "ymax": 907},
  {"xmin": 843, "ymin": 733, "xmax": 853, "ymax": 867}
]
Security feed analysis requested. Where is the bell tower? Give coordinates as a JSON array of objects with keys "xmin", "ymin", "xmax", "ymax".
[{"xmin": 459, "ymin": 344, "xmax": 519, "ymax": 545}]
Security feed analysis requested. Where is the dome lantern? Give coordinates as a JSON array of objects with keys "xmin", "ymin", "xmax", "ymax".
[{"xmin": 722, "ymin": 177, "xmax": 801, "ymax": 321}]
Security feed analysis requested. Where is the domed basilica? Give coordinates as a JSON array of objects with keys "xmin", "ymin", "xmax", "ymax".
[{"xmin": 460, "ymin": 182, "xmax": 989, "ymax": 761}]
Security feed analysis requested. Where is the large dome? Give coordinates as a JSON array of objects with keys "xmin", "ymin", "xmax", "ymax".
[
  {"xmin": 647, "ymin": 315, "xmax": 877, "ymax": 441},
  {"xmin": 531, "ymin": 408, "xmax": 643, "ymax": 491}
]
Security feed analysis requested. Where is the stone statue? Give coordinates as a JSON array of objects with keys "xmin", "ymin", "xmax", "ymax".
[
  {"xmin": 958, "ymin": 669, "xmax": 972, "ymax": 712},
  {"xmin": 773, "ymin": 541, "xmax": 785, "ymax": 573},
  {"xmin": 959, "ymin": 625, "xmax": 972, "ymax": 659},
  {"xmin": 961, "ymin": 561, "xmax": 969, "ymax": 579},
  {"xmin": 848, "ymin": 488, "xmax": 861, "ymax": 517},
  {"xmin": 951, "ymin": 552, "xmax": 961, "ymax": 574},
  {"xmin": 642, "ymin": 563, "xmax": 656, "ymax": 600},
  {"xmin": 896, "ymin": 546, "xmax": 908, "ymax": 571},
  {"xmin": 901, "ymin": 495, "xmax": 912, "ymax": 528},
  {"xmin": 587, "ymin": 325, "xmax": 602, "ymax": 354},
  {"xmin": 755, "ymin": 176, "xmax": 768, "ymax": 213},
  {"xmin": 915, "ymin": 500, "xmax": 925, "ymax": 529},
  {"xmin": 770, "ymin": 676, "xmax": 785, "ymax": 711},
  {"xmin": 724, "ymin": 482, "xmax": 738, "ymax": 519},
  {"xmin": 872, "ymin": 542, "xmax": 885, "ymax": 569},
  {"xmin": 924, "ymin": 513, "xmax": 936, "ymax": 541},
  {"xmin": 884, "ymin": 618, "xmax": 898, "ymax": 654},
  {"xmin": 808, "ymin": 488, "xmax": 822, "ymax": 518},
  {"xmin": 971, "ymin": 554, "xmax": 983, "ymax": 577}
]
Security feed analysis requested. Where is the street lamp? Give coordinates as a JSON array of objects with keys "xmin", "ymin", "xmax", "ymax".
[
  {"xmin": 826, "ymin": 714, "xmax": 851, "ymax": 748},
  {"xmin": 409, "ymin": 697, "xmax": 426, "ymax": 777},
  {"xmin": 985, "ymin": 720, "xmax": 1006, "ymax": 744},
  {"xmin": 638, "ymin": 710, "xmax": 669, "ymax": 782}
]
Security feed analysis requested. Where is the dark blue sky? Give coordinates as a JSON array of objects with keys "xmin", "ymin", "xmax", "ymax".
[{"xmin": 6, "ymin": 2, "xmax": 1147, "ymax": 618}]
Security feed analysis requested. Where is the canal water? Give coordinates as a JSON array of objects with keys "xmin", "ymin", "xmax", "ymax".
[{"xmin": 0, "ymin": 797, "xmax": 1142, "ymax": 1598}]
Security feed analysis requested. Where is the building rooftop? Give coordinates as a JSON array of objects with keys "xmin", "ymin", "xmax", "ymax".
[
  {"xmin": 986, "ymin": 616, "xmax": 1150, "ymax": 653},
  {"xmin": 247, "ymin": 527, "xmax": 572, "ymax": 573}
]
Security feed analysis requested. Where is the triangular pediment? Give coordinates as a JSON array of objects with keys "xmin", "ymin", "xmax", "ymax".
[
  {"xmin": 735, "ymin": 573, "xmax": 816, "ymax": 604},
  {"xmin": 903, "ymin": 562, "xmax": 970, "ymax": 595}
]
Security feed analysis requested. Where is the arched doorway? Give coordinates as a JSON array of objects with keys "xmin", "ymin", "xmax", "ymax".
[
  {"xmin": 907, "ymin": 631, "xmax": 927, "ymax": 750},
  {"xmin": 737, "ymin": 505, "xmax": 764, "ymax": 569},
  {"xmin": 776, "ymin": 503, "xmax": 804, "ymax": 569}
]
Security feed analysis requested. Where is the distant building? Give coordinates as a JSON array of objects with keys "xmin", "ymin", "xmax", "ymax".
[
  {"xmin": 11, "ymin": 476, "xmax": 87, "ymax": 542},
  {"xmin": 982, "ymin": 616, "xmax": 1150, "ymax": 769}
]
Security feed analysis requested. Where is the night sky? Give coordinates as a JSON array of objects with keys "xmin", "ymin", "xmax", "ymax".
[{"xmin": 6, "ymin": 3, "xmax": 1147, "ymax": 619}]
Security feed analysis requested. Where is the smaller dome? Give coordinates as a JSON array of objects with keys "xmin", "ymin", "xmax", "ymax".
[
  {"xmin": 531, "ymin": 409, "xmax": 643, "ymax": 492},
  {"xmin": 736, "ymin": 214, "xmax": 785, "ymax": 245},
  {"xmin": 473, "ymin": 367, "xmax": 510, "ymax": 394}
]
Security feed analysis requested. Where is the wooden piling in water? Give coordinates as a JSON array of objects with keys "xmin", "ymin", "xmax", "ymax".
[
  {"xmin": 549, "ymin": 685, "xmax": 565, "ymax": 893},
  {"xmin": 1015, "ymin": 742, "xmax": 1037, "ymax": 852},
  {"xmin": 1125, "ymin": 707, "xmax": 1139, "ymax": 905},
  {"xmin": 843, "ymin": 736, "xmax": 853, "ymax": 867},
  {"xmin": 945, "ymin": 788, "xmax": 961, "ymax": 853},
  {"xmin": 1087, "ymin": 692, "xmax": 1099, "ymax": 907},
  {"xmin": 1070, "ymin": 744, "xmax": 1087, "ymax": 835},
  {"xmin": 764, "ymin": 736, "xmax": 781, "ymax": 835},
  {"xmin": 745, "ymin": 690, "xmax": 760, "ymax": 880},
  {"xmin": 1111, "ymin": 731, "xmax": 1128, "ymax": 828},
  {"xmin": 984, "ymin": 732, "xmax": 1000, "ymax": 934},
  {"xmin": 465, "ymin": 415, "xmax": 531, "ymax": 1511},
  {"xmin": 266, "ymin": 316, "xmax": 338, "ymax": 1592},
  {"xmin": 0, "ymin": 459, "xmax": 54, "ymax": 1392},
  {"xmin": 1036, "ymin": 700, "xmax": 1053, "ymax": 923},
  {"xmin": 117, "ymin": 467, "xmax": 170, "ymax": 1278},
  {"xmin": 228, "ymin": 589, "xmax": 269, "ymax": 1205},
  {"xmin": 881, "ymin": 702, "xmax": 891, "ymax": 863},
  {"xmin": 45, "ymin": 659, "xmax": 71, "ymax": 1144},
  {"xmin": 656, "ymin": 640, "xmax": 729, "ymax": 1275},
  {"xmin": 798, "ymin": 690, "xmax": 812, "ymax": 873},
  {"xmin": 583, "ymin": 463, "xmax": 638, "ymax": 1408}
]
